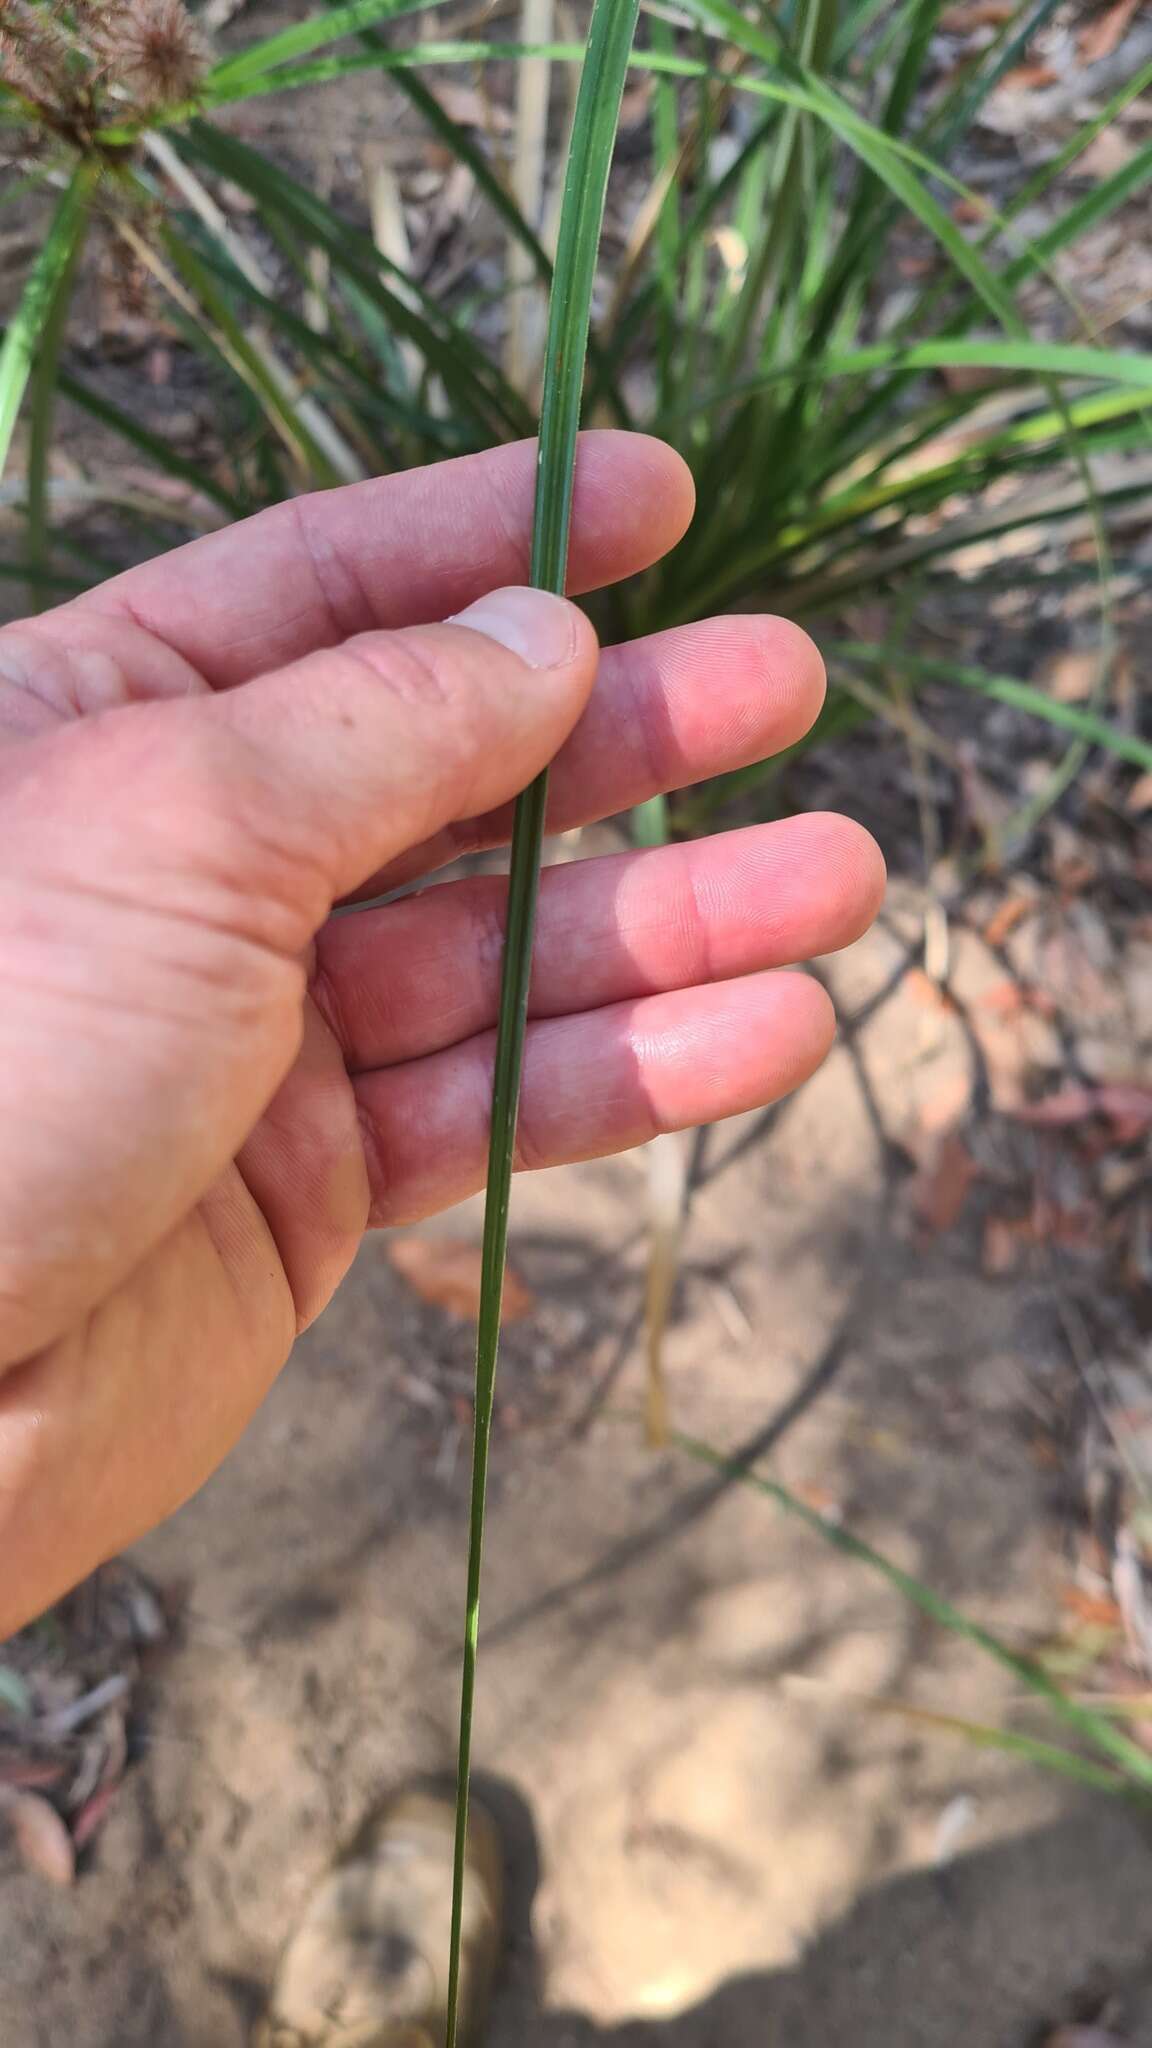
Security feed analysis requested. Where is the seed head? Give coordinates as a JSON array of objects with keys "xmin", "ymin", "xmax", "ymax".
[
  {"xmin": 0, "ymin": 0, "xmax": 76, "ymax": 99},
  {"xmin": 93, "ymin": 0, "xmax": 206, "ymax": 109}
]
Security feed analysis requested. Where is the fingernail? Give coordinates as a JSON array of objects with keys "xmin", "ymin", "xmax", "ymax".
[{"xmin": 449, "ymin": 586, "xmax": 578, "ymax": 670}]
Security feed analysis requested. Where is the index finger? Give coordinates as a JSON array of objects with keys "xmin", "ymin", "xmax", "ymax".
[{"xmin": 60, "ymin": 432, "xmax": 695, "ymax": 689}]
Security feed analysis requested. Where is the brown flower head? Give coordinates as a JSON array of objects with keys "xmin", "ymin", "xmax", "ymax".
[
  {"xmin": 0, "ymin": 0, "xmax": 76, "ymax": 102},
  {"xmin": 93, "ymin": 0, "xmax": 206, "ymax": 109}
]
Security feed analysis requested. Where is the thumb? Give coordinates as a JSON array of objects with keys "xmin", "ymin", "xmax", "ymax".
[
  {"xmin": 208, "ymin": 585, "xmax": 599, "ymax": 923},
  {"xmin": 0, "ymin": 588, "xmax": 597, "ymax": 1364}
]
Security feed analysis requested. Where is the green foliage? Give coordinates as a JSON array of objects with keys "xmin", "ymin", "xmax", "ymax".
[
  {"xmin": 2, "ymin": 0, "xmax": 1149, "ymax": 782},
  {"xmin": 677, "ymin": 1431, "xmax": 1152, "ymax": 1801}
]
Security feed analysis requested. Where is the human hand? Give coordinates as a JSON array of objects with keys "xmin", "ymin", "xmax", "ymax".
[{"xmin": 0, "ymin": 433, "xmax": 883, "ymax": 1631}]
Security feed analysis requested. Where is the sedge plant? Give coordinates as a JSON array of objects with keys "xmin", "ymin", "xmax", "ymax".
[
  {"xmin": 1, "ymin": 0, "xmax": 1151, "ymax": 806},
  {"xmin": 5, "ymin": 0, "xmax": 1152, "ymax": 2020}
]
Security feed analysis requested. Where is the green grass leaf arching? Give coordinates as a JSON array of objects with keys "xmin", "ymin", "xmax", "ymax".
[
  {"xmin": 443, "ymin": 0, "xmax": 642, "ymax": 2038},
  {"xmin": 0, "ymin": 165, "xmax": 95, "ymax": 483}
]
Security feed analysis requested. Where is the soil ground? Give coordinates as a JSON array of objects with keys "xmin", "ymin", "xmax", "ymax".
[{"xmin": 2, "ymin": 871, "xmax": 1152, "ymax": 2046}]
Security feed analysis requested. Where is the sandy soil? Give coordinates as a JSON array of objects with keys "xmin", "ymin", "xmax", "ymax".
[{"xmin": 2, "ymin": 875, "xmax": 1151, "ymax": 2047}]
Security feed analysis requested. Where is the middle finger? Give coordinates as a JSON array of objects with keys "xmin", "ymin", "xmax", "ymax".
[
  {"xmin": 315, "ymin": 812, "xmax": 885, "ymax": 1072},
  {"xmin": 343, "ymin": 611, "xmax": 826, "ymax": 899}
]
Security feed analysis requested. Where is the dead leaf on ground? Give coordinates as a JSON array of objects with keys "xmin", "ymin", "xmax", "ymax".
[
  {"xmin": 940, "ymin": 0, "xmax": 1015, "ymax": 25},
  {"xmin": 1125, "ymin": 770, "xmax": 1152, "ymax": 815},
  {"xmin": 979, "ymin": 979, "xmax": 1055, "ymax": 1017},
  {"xmin": 425, "ymin": 81, "xmax": 513, "ymax": 133},
  {"xmin": 983, "ymin": 891, "xmax": 1035, "ymax": 948},
  {"xmin": 1080, "ymin": 0, "xmax": 1142, "ymax": 64},
  {"xmin": 1078, "ymin": 126, "xmax": 1137, "ymax": 180},
  {"xmin": 952, "ymin": 195, "xmax": 992, "ymax": 225},
  {"xmin": 917, "ymin": 1066, "xmax": 974, "ymax": 1138},
  {"xmin": 905, "ymin": 966, "xmax": 956, "ymax": 1013},
  {"xmin": 0, "ymin": 1758, "xmax": 66, "ymax": 1792},
  {"xmin": 1042, "ymin": 648, "xmax": 1106, "ymax": 704},
  {"xmin": 388, "ymin": 1236, "xmax": 534, "ymax": 1322},
  {"xmin": 1114, "ymin": 1525, "xmax": 1152, "ymax": 1676},
  {"xmin": 1015, "ymin": 1085, "xmax": 1152, "ymax": 1144},
  {"xmin": 983, "ymin": 1213, "xmax": 1029, "ymax": 1276},
  {"xmin": 912, "ymin": 1131, "xmax": 979, "ymax": 1236},
  {"xmin": 0, "ymin": 1790, "xmax": 75, "ymax": 1886},
  {"xmin": 1059, "ymin": 1585, "xmax": 1123, "ymax": 1631},
  {"xmin": 1000, "ymin": 61, "xmax": 1059, "ymax": 89},
  {"xmin": 71, "ymin": 1782, "xmax": 118, "ymax": 1853}
]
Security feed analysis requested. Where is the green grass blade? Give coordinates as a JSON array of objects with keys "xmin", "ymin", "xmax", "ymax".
[
  {"xmin": 665, "ymin": 338, "xmax": 1152, "ymax": 418},
  {"xmin": 204, "ymin": 0, "xmax": 432, "ymax": 88},
  {"xmin": 154, "ymin": 221, "xmax": 347, "ymax": 486},
  {"xmin": 1002, "ymin": 137, "xmax": 1152, "ymax": 294},
  {"xmin": 649, "ymin": 13, "xmax": 681, "ymax": 411},
  {"xmin": 57, "ymin": 370, "xmax": 249, "ymax": 515},
  {"xmin": 0, "ymin": 164, "xmax": 94, "ymax": 480},
  {"xmin": 787, "ymin": 1682, "xmax": 1135, "ymax": 1797},
  {"xmin": 830, "ymin": 642, "xmax": 1152, "ymax": 772},
  {"xmin": 991, "ymin": 55, "xmax": 1152, "ymax": 242},
  {"xmin": 23, "ymin": 180, "xmax": 90, "ymax": 609},
  {"xmin": 180, "ymin": 122, "xmax": 533, "ymax": 439},
  {"xmin": 0, "ymin": 557, "xmax": 86, "ymax": 594},
  {"xmin": 676, "ymin": 1433, "xmax": 1152, "ymax": 1787},
  {"xmin": 444, "ymin": 0, "xmax": 642, "ymax": 2037}
]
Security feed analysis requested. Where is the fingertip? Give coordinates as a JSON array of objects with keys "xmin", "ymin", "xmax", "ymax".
[
  {"xmin": 788, "ymin": 811, "xmax": 888, "ymax": 951},
  {"xmin": 569, "ymin": 431, "xmax": 697, "ymax": 583},
  {"xmin": 745, "ymin": 615, "xmax": 827, "ymax": 750},
  {"xmin": 746, "ymin": 970, "xmax": 838, "ymax": 1093}
]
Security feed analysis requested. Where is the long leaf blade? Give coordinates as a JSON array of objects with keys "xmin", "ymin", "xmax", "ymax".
[
  {"xmin": 0, "ymin": 166, "xmax": 94, "ymax": 480},
  {"xmin": 444, "ymin": 0, "xmax": 642, "ymax": 2037},
  {"xmin": 676, "ymin": 1432, "xmax": 1152, "ymax": 1787}
]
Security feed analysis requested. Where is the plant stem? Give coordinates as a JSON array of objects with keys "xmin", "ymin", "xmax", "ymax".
[{"xmin": 443, "ymin": 0, "xmax": 642, "ymax": 2037}]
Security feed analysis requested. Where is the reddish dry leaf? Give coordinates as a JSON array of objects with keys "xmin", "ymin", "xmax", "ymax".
[
  {"xmin": 1026, "ymin": 1428, "xmax": 1062, "ymax": 1472},
  {"xmin": 72, "ymin": 1782, "xmax": 118, "ymax": 1853},
  {"xmin": 941, "ymin": 362, "xmax": 1005, "ymax": 394},
  {"xmin": 979, "ymin": 979, "xmax": 1055, "ymax": 1017},
  {"xmin": 940, "ymin": 0, "xmax": 1016, "ymax": 24},
  {"xmin": 952, "ymin": 195, "xmax": 992, "ymax": 225},
  {"xmin": 983, "ymin": 1213, "xmax": 1029, "ymax": 1276},
  {"xmin": 1000, "ymin": 61, "xmax": 1059, "ymax": 88},
  {"xmin": 983, "ymin": 893, "xmax": 1034, "ymax": 949},
  {"xmin": 0, "ymin": 1790, "xmax": 75, "ymax": 1886},
  {"xmin": 1080, "ymin": 0, "xmax": 1141, "ymax": 63},
  {"xmin": 917, "ymin": 1066, "xmax": 974, "ymax": 1138},
  {"xmin": 1015, "ymin": 1085, "xmax": 1152, "ymax": 1142},
  {"xmin": 388, "ymin": 1236, "xmax": 534, "ymax": 1322},
  {"xmin": 905, "ymin": 966, "xmax": 955, "ymax": 1013},
  {"xmin": 0, "ymin": 1759, "xmax": 66, "ymax": 1793},
  {"xmin": 912, "ymin": 1132, "xmax": 979, "ymax": 1236},
  {"xmin": 1042, "ymin": 649, "xmax": 1104, "ymax": 704},
  {"xmin": 792, "ymin": 1480, "xmax": 839, "ymax": 1515},
  {"xmin": 1059, "ymin": 1585, "xmax": 1123, "ymax": 1631}
]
